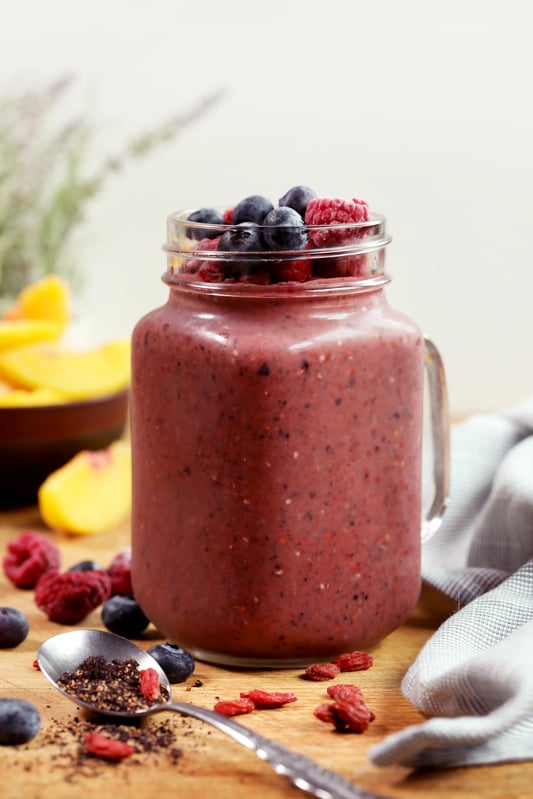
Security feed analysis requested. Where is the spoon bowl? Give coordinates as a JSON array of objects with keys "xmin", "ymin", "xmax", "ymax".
[{"xmin": 37, "ymin": 630, "xmax": 388, "ymax": 799}]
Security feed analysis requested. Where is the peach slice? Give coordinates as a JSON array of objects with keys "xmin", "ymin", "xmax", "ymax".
[
  {"xmin": 38, "ymin": 441, "xmax": 132, "ymax": 535},
  {"xmin": 0, "ymin": 338, "xmax": 131, "ymax": 400},
  {"xmin": 4, "ymin": 275, "xmax": 70, "ymax": 332},
  {"xmin": 0, "ymin": 386, "xmax": 67, "ymax": 407},
  {"xmin": 0, "ymin": 319, "xmax": 63, "ymax": 353}
]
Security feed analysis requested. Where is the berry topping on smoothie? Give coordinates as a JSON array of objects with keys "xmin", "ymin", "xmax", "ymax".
[{"xmin": 182, "ymin": 187, "xmax": 378, "ymax": 284}]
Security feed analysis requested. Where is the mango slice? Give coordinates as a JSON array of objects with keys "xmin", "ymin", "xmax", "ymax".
[
  {"xmin": 0, "ymin": 319, "xmax": 63, "ymax": 353},
  {"xmin": 0, "ymin": 339, "xmax": 131, "ymax": 400},
  {"xmin": 4, "ymin": 274, "xmax": 70, "ymax": 332},
  {"xmin": 38, "ymin": 441, "xmax": 132, "ymax": 535}
]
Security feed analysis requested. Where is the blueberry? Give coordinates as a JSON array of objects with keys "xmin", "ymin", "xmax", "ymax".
[
  {"xmin": 218, "ymin": 222, "xmax": 264, "ymax": 253},
  {"xmin": 101, "ymin": 595, "xmax": 150, "ymax": 638},
  {"xmin": 68, "ymin": 559, "xmax": 104, "ymax": 572},
  {"xmin": 278, "ymin": 185, "xmax": 317, "ymax": 217},
  {"xmin": 147, "ymin": 643, "xmax": 195, "ymax": 683},
  {"xmin": 0, "ymin": 607, "xmax": 29, "ymax": 648},
  {"xmin": 0, "ymin": 698, "xmax": 41, "ymax": 745},
  {"xmin": 262, "ymin": 207, "xmax": 308, "ymax": 251},
  {"xmin": 231, "ymin": 195, "xmax": 274, "ymax": 225},
  {"xmin": 186, "ymin": 208, "xmax": 225, "ymax": 240}
]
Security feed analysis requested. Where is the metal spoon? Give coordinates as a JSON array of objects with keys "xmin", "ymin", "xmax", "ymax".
[{"xmin": 38, "ymin": 629, "xmax": 389, "ymax": 799}]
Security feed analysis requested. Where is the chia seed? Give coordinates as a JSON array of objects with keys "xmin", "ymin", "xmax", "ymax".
[{"xmin": 57, "ymin": 656, "xmax": 170, "ymax": 713}]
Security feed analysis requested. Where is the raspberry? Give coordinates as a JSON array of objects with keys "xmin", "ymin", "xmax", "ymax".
[
  {"xmin": 214, "ymin": 698, "xmax": 255, "ymax": 717},
  {"xmin": 3, "ymin": 530, "xmax": 60, "ymax": 589},
  {"xmin": 304, "ymin": 663, "xmax": 340, "ymax": 681},
  {"xmin": 140, "ymin": 668, "xmax": 161, "ymax": 702},
  {"xmin": 331, "ymin": 651, "xmax": 374, "ymax": 672},
  {"xmin": 107, "ymin": 548, "xmax": 132, "ymax": 596},
  {"xmin": 239, "ymin": 689, "xmax": 298, "ymax": 709},
  {"xmin": 83, "ymin": 732, "xmax": 135, "ymax": 761},
  {"xmin": 223, "ymin": 207, "xmax": 233, "ymax": 224},
  {"xmin": 278, "ymin": 258, "xmax": 312, "ymax": 283},
  {"xmin": 305, "ymin": 196, "xmax": 370, "ymax": 247},
  {"xmin": 197, "ymin": 260, "xmax": 227, "ymax": 283},
  {"xmin": 34, "ymin": 569, "xmax": 111, "ymax": 624}
]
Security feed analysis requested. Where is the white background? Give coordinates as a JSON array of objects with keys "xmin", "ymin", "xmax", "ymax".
[{"xmin": 1, "ymin": 0, "xmax": 532, "ymax": 416}]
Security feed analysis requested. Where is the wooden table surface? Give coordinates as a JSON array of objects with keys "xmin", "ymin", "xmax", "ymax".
[{"xmin": 0, "ymin": 505, "xmax": 531, "ymax": 799}]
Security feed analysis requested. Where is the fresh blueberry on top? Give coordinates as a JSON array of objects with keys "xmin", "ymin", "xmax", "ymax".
[
  {"xmin": 262, "ymin": 206, "xmax": 308, "ymax": 251},
  {"xmin": 186, "ymin": 208, "xmax": 225, "ymax": 240},
  {"xmin": 278, "ymin": 185, "xmax": 317, "ymax": 217},
  {"xmin": 231, "ymin": 195, "xmax": 274, "ymax": 225},
  {"xmin": 147, "ymin": 642, "xmax": 195, "ymax": 683},
  {"xmin": 0, "ymin": 698, "xmax": 41, "ymax": 745},
  {"xmin": 101, "ymin": 595, "xmax": 150, "ymax": 639},
  {"xmin": 0, "ymin": 607, "xmax": 29, "ymax": 648},
  {"xmin": 217, "ymin": 222, "xmax": 264, "ymax": 253}
]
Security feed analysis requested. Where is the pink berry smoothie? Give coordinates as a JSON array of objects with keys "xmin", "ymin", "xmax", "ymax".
[{"xmin": 131, "ymin": 260, "xmax": 425, "ymax": 665}]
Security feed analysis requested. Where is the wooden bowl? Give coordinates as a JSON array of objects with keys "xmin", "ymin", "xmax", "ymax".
[{"xmin": 0, "ymin": 390, "xmax": 129, "ymax": 508}]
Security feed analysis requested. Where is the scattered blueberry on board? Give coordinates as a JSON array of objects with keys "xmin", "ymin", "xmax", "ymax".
[
  {"xmin": 147, "ymin": 642, "xmax": 195, "ymax": 683},
  {"xmin": 0, "ymin": 698, "xmax": 41, "ymax": 745},
  {"xmin": 101, "ymin": 595, "xmax": 150, "ymax": 638},
  {"xmin": 0, "ymin": 607, "xmax": 29, "ymax": 648}
]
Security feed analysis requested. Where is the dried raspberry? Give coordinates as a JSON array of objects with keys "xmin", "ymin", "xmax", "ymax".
[
  {"xmin": 83, "ymin": 732, "xmax": 135, "ymax": 761},
  {"xmin": 304, "ymin": 663, "xmax": 341, "ymax": 681},
  {"xmin": 214, "ymin": 697, "xmax": 255, "ymax": 717},
  {"xmin": 35, "ymin": 569, "xmax": 111, "ymax": 624},
  {"xmin": 331, "ymin": 651, "xmax": 374, "ymax": 672},
  {"xmin": 107, "ymin": 548, "xmax": 132, "ymax": 596},
  {"xmin": 240, "ymin": 689, "xmax": 298, "ymax": 709},
  {"xmin": 305, "ymin": 197, "xmax": 370, "ymax": 247},
  {"xmin": 3, "ymin": 530, "xmax": 60, "ymax": 589},
  {"xmin": 278, "ymin": 258, "xmax": 312, "ymax": 283},
  {"xmin": 140, "ymin": 668, "xmax": 161, "ymax": 702}
]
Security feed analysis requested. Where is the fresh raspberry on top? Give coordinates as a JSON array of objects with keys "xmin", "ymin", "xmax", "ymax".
[
  {"xmin": 305, "ymin": 197, "xmax": 370, "ymax": 247},
  {"xmin": 223, "ymin": 207, "xmax": 234, "ymax": 224}
]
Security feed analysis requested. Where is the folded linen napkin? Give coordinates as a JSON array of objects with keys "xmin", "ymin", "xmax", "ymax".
[{"xmin": 370, "ymin": 396, "xmax": 533, "ymax": 769}]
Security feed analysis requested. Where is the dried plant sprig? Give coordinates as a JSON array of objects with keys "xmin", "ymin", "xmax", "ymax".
[{"xmin": 0, "ymin": 78, "xmax": 223, "ymax": 298}]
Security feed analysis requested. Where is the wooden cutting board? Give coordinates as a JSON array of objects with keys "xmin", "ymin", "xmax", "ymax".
[{"xmin": 0, "ymin": 505, "xmax": 531, "ymax": 799}]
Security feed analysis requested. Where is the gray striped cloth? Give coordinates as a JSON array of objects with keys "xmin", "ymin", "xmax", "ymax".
[{"xmin": 370, "ymin": 396, "xmax": 533, "ymax": 768}]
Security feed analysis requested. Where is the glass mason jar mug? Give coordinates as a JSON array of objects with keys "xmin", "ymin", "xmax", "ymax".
[{"xmin": 130, "ymin": 208, "xmax": 449, "ymax": 667}]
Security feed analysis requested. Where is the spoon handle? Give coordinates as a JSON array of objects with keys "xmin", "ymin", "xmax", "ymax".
[{"xmin": 161, "ymin": 701, "xmax": 390, "ymax": 799}]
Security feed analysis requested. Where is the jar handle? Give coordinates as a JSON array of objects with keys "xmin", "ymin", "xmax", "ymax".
[{"xmin": 422, "ymin": 337, "xmax": 450, "ymax": 542}]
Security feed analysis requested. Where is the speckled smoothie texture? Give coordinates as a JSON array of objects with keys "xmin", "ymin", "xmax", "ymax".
[{"xmin": 130, "ymin": 286, "xmax": 424, "ymax": 665}]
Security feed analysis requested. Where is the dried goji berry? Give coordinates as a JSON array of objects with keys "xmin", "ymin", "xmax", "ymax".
[
  {"xmin": 304, "ymin": 663, "xmax": 340, "ymax": 681},
  {"xmin": 3, "ymin": 530, "xmax": 60, "ymax": 589},
  {"xmin": 331, "ymin": 651, "xmax": 373, "ymax": 672},
  {"xmin": 240, "ymin": 689, "xmax": 298, "ymax": 709},
  {"xmin": 214, "ymin": 698, "xmax": 255, "ymax": 717},
  {"xmin": 326, "ymin": 684, "xmax": 364, "ymax": 702},
  {"xmin": 107, "ymin": 548, "xmax": 132, "ymax": 596},
  {"xmin": 317, "ymin": 683, "xmax": 376, "ymax": 733},
  {"xmin": 34, "ymin": 569, "xmax": 111, "ymax": 624},
  {"xmin": 140, "ymin": 667, "xmax": 161, "ymax": 702},
  {"xmin": 332, "ymin": 699, "xmax": 375, "ymax": 732},
  {"xmin": 83, "ymin": 732, "xmax": 135, "ymax": 761}
]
